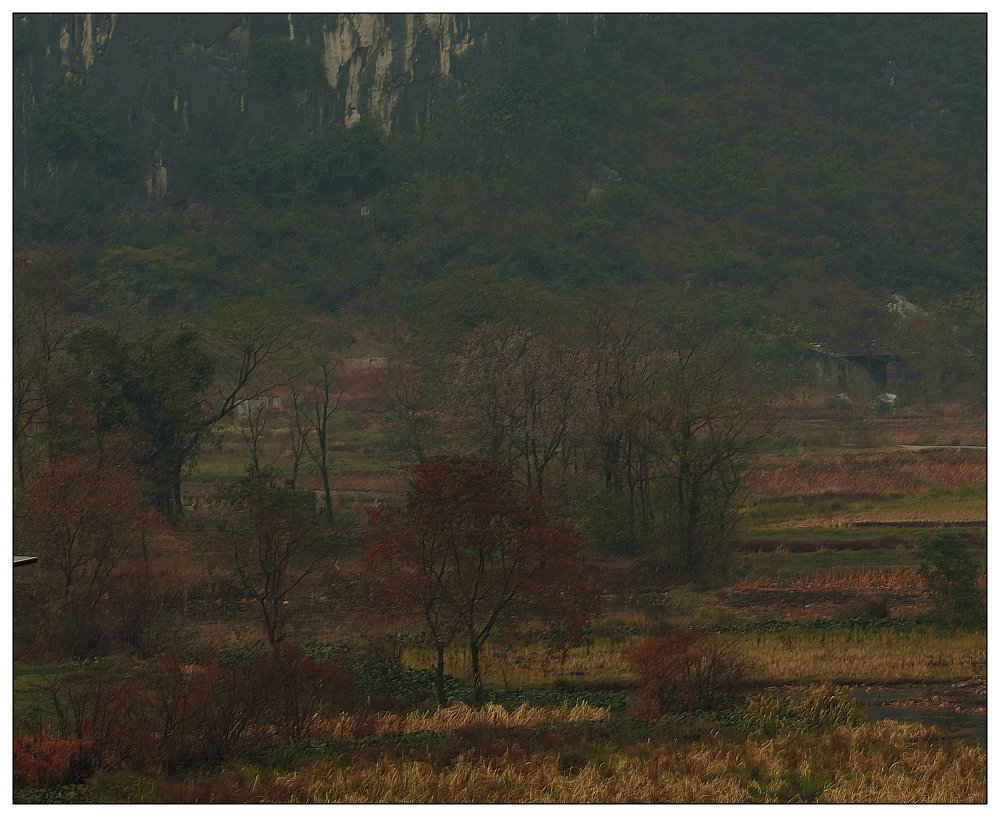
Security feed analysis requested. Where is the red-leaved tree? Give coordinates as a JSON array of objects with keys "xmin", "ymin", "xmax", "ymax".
[
  {"xmin": 17, "ymin": 454, "xmax": 158, "ymax": 657},
  {"xmin": 366, "ymin": 456, "xmax": 593, "ymax": 705}
]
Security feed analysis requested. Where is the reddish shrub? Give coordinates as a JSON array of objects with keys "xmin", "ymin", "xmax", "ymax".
[
  {"xmin": 141, "ymin": 644, "xmax": 358, "ymax": 768},
  {"xmin": 13, "ymin": 733, "xmax": 91, "ymax": 789},
  {"xmin": 625, "ymin": 630, "xmax": 748, "ymax": 719},
  {"xmin": 42, "ymin": 672, "xmax": 156, "ymax": 773},
  {"xmin": 30, "ymin": 643, "xmax": 360, "ymax": 778},
  {"xmin": 152, "ymin": 653, "xmax": 275, "ymax": 769},
  {"xmin": 265, "ymin": 641, "xmax": 360, "ymax": 742}
]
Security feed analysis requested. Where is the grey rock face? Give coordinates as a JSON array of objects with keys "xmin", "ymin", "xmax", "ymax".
[{"xmin": 13, "ymin": 12, "xmax": 599, "ymax": 201}]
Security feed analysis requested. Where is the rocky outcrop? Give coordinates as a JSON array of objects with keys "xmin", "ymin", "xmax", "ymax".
[{"xmin": 13, "ymin": 12, "xmax": 599, "ymax": 200}]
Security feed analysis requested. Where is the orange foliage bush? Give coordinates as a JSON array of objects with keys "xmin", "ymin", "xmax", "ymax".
[
  {"xmin": 626, "ymin": 630, "xmax": 747, "ymax": 719},
  {"xmin": 13, "ymin": 733, "xmax": 91, "ymax": 789}
]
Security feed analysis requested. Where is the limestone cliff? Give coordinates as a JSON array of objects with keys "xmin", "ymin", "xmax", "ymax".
[{"xmin": 13, "ymin": 12, "xmax": 599, "ymax": 201}]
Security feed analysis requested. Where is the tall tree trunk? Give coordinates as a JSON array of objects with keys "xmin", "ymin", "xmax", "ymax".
[
  {"xmin": 625, "ymin": 436, "xmax": 637, "ymax": 534},
  {"xmin": 319, "ymin": 458, "xmax": 334, "ymax": 526},
  {"xmin": 470, "ymin": 639, "xmax": 484, "ymax": 706},
  {"xmin": 435, "ymin": 642, "xmax": 447, "ymax": 706},
  {"xmin": 172, "ymin": 476, "xmax": 183, "ymax": 519},
  {"xmin": 638, "ymin": 448, "xmax": 650, "ymax": 528},
  {"xmin": 152, "ymin": 468, "xmax": 183, "ymax": 518}
]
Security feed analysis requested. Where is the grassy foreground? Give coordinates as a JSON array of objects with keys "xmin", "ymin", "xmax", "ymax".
[{"xmin": 43, "ymin": 693, "xmax": 984, "ymax": 804}]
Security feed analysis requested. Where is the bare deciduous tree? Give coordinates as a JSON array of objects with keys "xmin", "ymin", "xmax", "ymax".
[
  {"xmin": 642, "ymin": 328, "xmax": 772, "ymax": 573},
  {"xmin": 220, "ymin": 468, "xmax": 324, "ymax": 647},
  {"xmin": 18, "ymin": 453, "xmax": 157, "ymax": 656},
  {"xmin": 233, "ymin": 398, "xmax": 276, "ymax": 472},
  {"xmin": 219, "ymin": 468, "xmax": 328, "ymax": 739},
  {"xmin": 292, "ymin": 358, "xmax": 343, "ymax": 525},
  {"xmin": 448, "ymin": 322, "xmax": 587, "ymax": 494},
  {"xmin": 13, "ymin": 250, "xmax": 79, "ymax": 489},
  {"xmin": 582, "ymin": 293, "xmax": 662, "ymax": 533},
  {"xmin": 368, "ymin": 316, "xmax": 440, "ymax": 464}
]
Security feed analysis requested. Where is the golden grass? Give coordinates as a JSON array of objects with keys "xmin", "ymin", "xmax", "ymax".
[
  {"xmin": 728, "ymin": 629, "xmax": 986, "ymax": 684},
  {"xmin": 731, "ymin": 568, "xmax": 924, "ymax": 593},
  {"xmin": 831, "ymin": 503, "xmax": 986, "ymax": 524},
  {"xmin": 399, "ymin": 626, "xmax": 985, "ymax": 689},
  {"xmin": 773, "ymin": 412, "xmax": 986, "ymax": 447},
  {"xmin": 143, "ymin": 718, "xmax": 984, "ymax": 803},
  {"xmin": 601, "ymin": 608, "xmax": 656, "ymax": 631},
  {"xmin": 320, "ymin": 701, "xmax": 611, "ymax": 741},
  {"xmin": 401, "ymin": 639, "xmax": 638, "ymax": 689}
]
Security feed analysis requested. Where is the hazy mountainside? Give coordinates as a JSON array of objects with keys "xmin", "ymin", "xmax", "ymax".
[
  {"xmin": 13, "ymin": 12, "xmax": 593, "ymax": 201},
  {"xmin": 13, "ymin": 12, "xmax": 986, "ymax": 363}
]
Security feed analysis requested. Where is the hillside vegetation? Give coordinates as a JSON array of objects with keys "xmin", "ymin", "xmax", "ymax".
[{"xmin": 14, "ymin": 15, "xmax": 985, "ymax": 350}]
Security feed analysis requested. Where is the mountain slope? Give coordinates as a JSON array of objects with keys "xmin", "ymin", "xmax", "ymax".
[{"xmin": 13, "ymin": 13, "xmax": 986, "ymax": 320}]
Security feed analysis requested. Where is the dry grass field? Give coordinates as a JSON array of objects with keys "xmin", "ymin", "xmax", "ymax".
[{"xmin": 60, "ymin": 695, "xmax": 988, "ymax": 803}]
